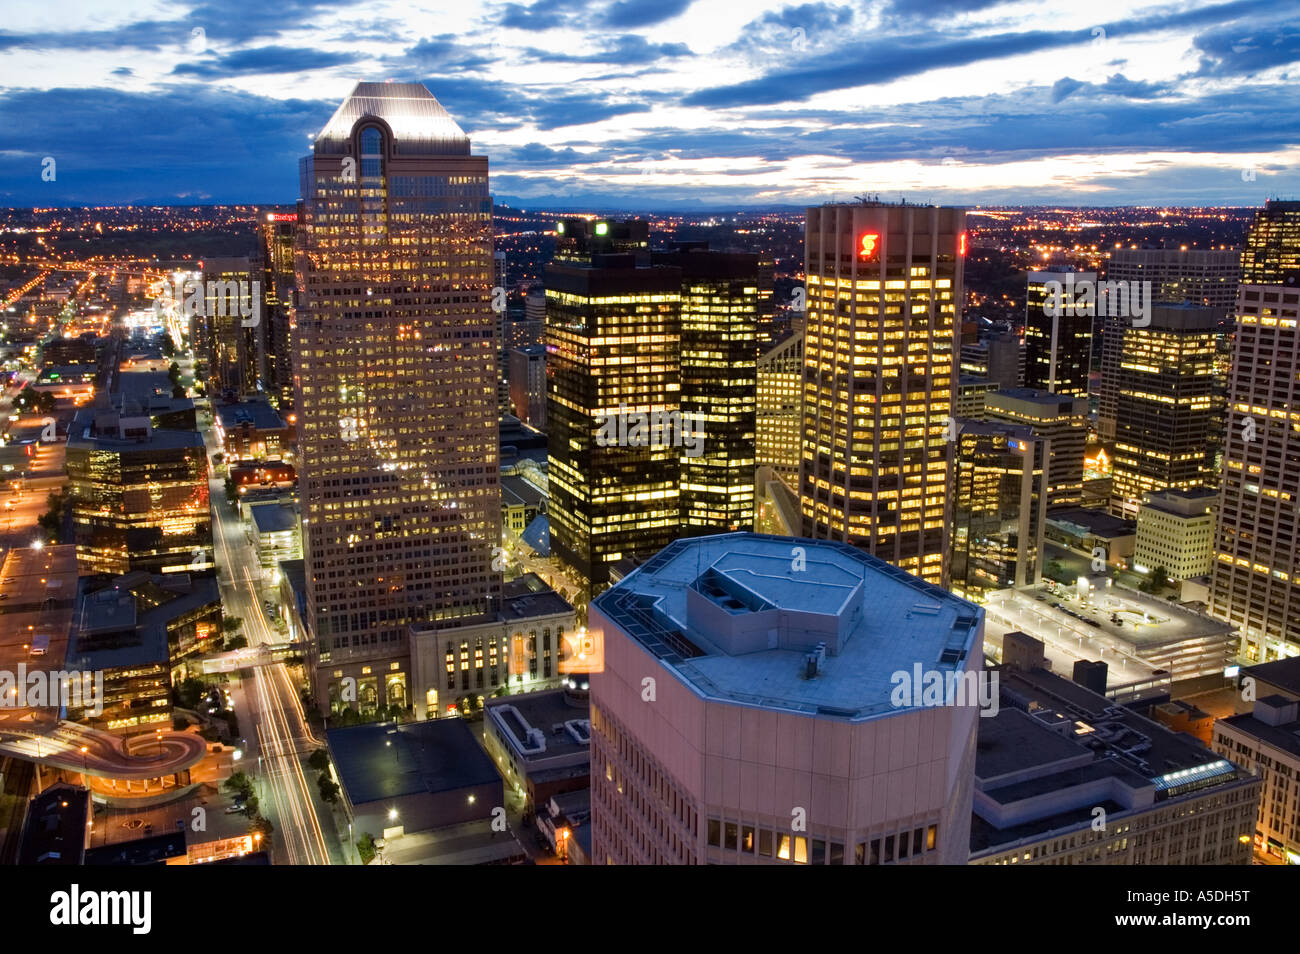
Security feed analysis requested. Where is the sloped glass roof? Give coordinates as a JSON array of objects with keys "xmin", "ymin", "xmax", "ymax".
[{"xmin": 313, "ymin": 81, "xmax": 470, "ymax": 156}]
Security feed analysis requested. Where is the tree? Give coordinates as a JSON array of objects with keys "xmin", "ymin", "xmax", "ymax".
[
  {"xmin": 224, "ymin": 477, "xmax": 239, "ymax": 505},
  {"xmin": 222, "ymin": 616, "xmax": 243, "ymax": 633},
  {"xmin": 223, "ymin": 771, "xmax": 255, "ymax": 802},
  {"xmin": 357, "ymin": 832, "xmax": 377, "ymax": 865},
  {"xmin": 317, "ymin": 775, "xmax": 340, "ymax": 804},
  {"xmin": 174, "ymin": 677, "xmax": 207, "ymax": 710},
  {"xmin": 1150, "ymin": 566, "xmax": 1171, "ymax": 591},
  {"xmin": 224, "ymin": 633, "xmax": 248, "ymax": 651},
  {"xmin": 307, "ymin": 748, "xmax": 331, "ymax": 773}
]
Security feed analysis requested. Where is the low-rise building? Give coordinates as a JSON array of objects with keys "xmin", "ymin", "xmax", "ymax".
[
  {"xmin": 249, "ymin": 503, "xmax": 301, "ymax": 571},
  {"xmin": 483, "ymin": 683, "xmax": 590, "ymax": 813},
  {"xmin": 215, "ymin": 399, "xmax": 291, "ymax": 463},
  {"xmin": 1133, "ymin": 488, "xmax": 1217, "ymax": 581}
]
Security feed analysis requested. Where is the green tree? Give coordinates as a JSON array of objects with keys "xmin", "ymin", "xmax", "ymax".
[
  {"xmin": 357, "ymin": 832, "xmax": 377, "ymax": 865},
  {"xmin": 224, "ymin": 633, "xmax": 248, "ymax": 651},
  {"xmin": 174, "ymin": 677, "xmax": 207, "ymax": 710},
  {"xmin": 1150, "ymin": 566, "xmax": 1171, "ymax": 591},
  {"xmin": 317, "ymin": 774, "xmax": 340, "ymax": 804},
  {"xmin": 223, "ymin": 771, "xmax": 255, "ymax": 802},
  {"xmin": 307, "ymin": 748, "xmax": 331, "ymax": 773},
  {"xmin": 222, "ymin": 616, "xmax": 243, "ymax": 633},
  {"xmin": 224, "ymin": 477, "xmax": 239, "ymax": 505}
]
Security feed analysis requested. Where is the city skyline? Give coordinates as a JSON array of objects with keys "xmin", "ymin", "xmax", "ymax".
[{"xmin": 2, "ymin": 0, "xmax": 1300, "ymax": 207}]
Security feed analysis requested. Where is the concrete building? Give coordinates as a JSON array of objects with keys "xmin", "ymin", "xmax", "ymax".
[
  {"xmin": 984, "ymin": 388, "xmax": 1088, "ymax": 509},
  {"xmin": 409, "ymin": 573, "xmax": 576, "ymax": 719},
  {"xmin": 327, "ymin": 718, "xmax": 502, "ymax": 841},
  {"xmin": 1133, "ymin": 488, "xmax": 1217, "ymax": 581},
  {"xmin": 214, "ymin": 399, "xmax": 291, "ymax": 464},
  {"xmin": 800, "ymin": 202, "xmax": 965, "ymax": 585},
  {"xmin": 959, "ymin": 332, "xmax": 1023, "ymax": 391},
  {"xmin": 294, "ymin": 83, "xmax": 501, "ymax": 715},
  {"xmin": 482, "ymin": 683, "xmax": 590, "ymax": 812},
  {"xmin": 501, "ymin": 474, "xmax": 545, "ymax": 535},
  {"xmin": 508, "ymin": 344, "xmax": 545, "ymax": 428},
  {"xmin": 954, "ymin": 375, "xmax": 997, "ymax": 419},
  {"xmin": 1045, "ymin": 507, "xmax": 1136, "ymax": 567},
  {"xmin": 948, "ymin": 421, "xmax": 1047, "ymax": 603},
  {"xmin": 970, "ymin": 650, "xmax": 1259, "ymax": 865},
  {"xmin": 589, "ymin": 533, "xmax": 985, "ymax": 865},
  {"xmin": 249, "ymin": 503, "xmax": 302, "ymax": 571}
]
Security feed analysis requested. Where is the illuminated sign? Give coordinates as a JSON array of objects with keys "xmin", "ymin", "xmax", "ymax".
[
  {"xmin": 858, "ymin": 232, "xmax": 880, "ymax": 261},
  {"xmin": 595, "ymin": 222, "xmax": 609, "ymax": 236},
  {"xmin": 266, "ymin": 213, "xmax": 297, "ymax": 223},
  {"xmin": 1007, "ymin": 438, "xmax": 1026, "ymax": 452},
  {"xmin": 958, "ymin": 232, "xmax": 968, "ymax": 257}
]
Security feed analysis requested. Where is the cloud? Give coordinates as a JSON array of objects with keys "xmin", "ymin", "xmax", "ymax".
[
  {"xmin": 523, "ymin": 33, "xmax": 691, "ymax": 64},
  {"xmin": 602, "ymin": 0, "xmax": 695, "ymax": 28}
]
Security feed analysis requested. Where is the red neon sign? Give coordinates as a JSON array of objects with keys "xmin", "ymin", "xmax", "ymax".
[
  {"xmin": 266, "ymin": 213, "xmax": 298, "ymax": 223},
  {"xmin": 958, "ymin": 232, "xmax": 968, "ymax": 257},
  {"xmin": 858, "ymin": 232, "xmax": 881, "ymax": 261}
]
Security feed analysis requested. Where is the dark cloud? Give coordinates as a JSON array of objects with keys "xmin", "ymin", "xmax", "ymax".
[
  {"xmin": 523, "ymin": 34, "xmax": 691, "ymax": 64},
  {"xmin": 172, "ymin": 46, "xmax": 367, "ymax": 78},
  {"xmin": 602, "ymin": 0, "xmax": 695, "ymax": 28},
  {"xmin": 1194, "ymin": 20, "xmax": 1300, "ymax": 75}
]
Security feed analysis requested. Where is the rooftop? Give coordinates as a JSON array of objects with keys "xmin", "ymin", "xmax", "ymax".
[
  {"xmin": 485, "ymin": 687, "xmax": 590, "ymax": 766},
  {"xmin": 216, "ymin": 400, "xmax": 286, "ymax": 432},
  {"xmin": 327, "ymin": 718, "xmax": 500, "ymax": 806},
  {"xmin": 313, "ymin": 81, "xmax": 470, "ymax": 156},
  {"xmin": 592, "ymin": 533, "xmax": 982, "ymax": 721},
  {"xmin": 1048, "ymin": 507, "xmax": 1136, "ymax": 539},
  {"xmin": 251, "ymin": 504, "xmax": 297, "ymax": 535}
]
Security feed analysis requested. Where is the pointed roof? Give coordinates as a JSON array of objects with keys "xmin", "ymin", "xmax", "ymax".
[{"xmin": 313, "ymin": 81, "xmax": 470, "ymax": 156}]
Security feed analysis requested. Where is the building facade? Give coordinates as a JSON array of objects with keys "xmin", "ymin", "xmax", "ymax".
[
  {"xmin": 983, "ymin": 388, "xmax": 1088, "ymax": 510},
  {"xmin": 800, "ymin": 202, "xmax": 965, "ymax": 585},
  {"xmin": 294, "ymin": 83, "xmax": 501, "ymax": 714},
  {"xmin": 756, "ymin": 330, "xmax": 803, "ymax": 491},
  {"xmin": 1024, "ymin": 270, "xmax": 1093, "ymax": 398},
  {"xmin": 1133, "ymin": 488, "xmax": 1217, "ymax": 581}
]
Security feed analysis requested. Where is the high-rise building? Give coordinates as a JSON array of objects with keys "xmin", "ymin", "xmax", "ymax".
[
  {"xmin": 508, "ymin": 344, "xmax": 545, "ymax": 428},
  {"xmin": 1133, "ymin": 488, "xmax": 1217, "ymax": 581},
  {"xmin": 66, "ymin": 399, "xmax": 212, "ymax": 577},
  {"xmin": 983, "ymin": 388, "xmax": 1087, "ymax": 509},
  {"xmin": 1024, "ymin": 270, "xmax": 1094, "ymax": 398},
  {"xmin": 800, "ymin": 202, "xmax": 965, "ymax": 585},
  {"xmin": 554, "ymin": 217, "xmax": 649, "ymax": 264},
  {"xmin": 1098, "ymin": 249, "xmax": 1239, "ymax": 441},
  {"xmin": 959, "ymin": 332, "xmax": 1022, "ymax": 391},
  {"xmin": 1104, "ymin": 304, "xmax": 1221, "ymax": 518},
  {"xmin": 954, "ymin": 376, "xmax": 996, "ymax": 419},
  {"xmin": 197, "ymin": 256, "xmax": 261, "ymax": 400},
  {"xmin": 947, "ymin": 421, "xmax": 1047, "ymax": 603},
  {"xmin": 260, "ymin": 212, "xmax": 298, "ymax": 413},
  {"xmin": 1240, "ymin": 200, "xmax": 1300, "ymax": 284},
  {"xmin": 294, "ymin": 82, "xmax": 501, "ymax": 714},
  {"xmin": 589, "ymin": 533, "xmax": 985, "ymax": 865},
  {"xmin": 653, "ymin": 246, "xmax": 759, "ymax": 536},
  {"xmin": 1210, "ymin": 285, "xmax": 1300, "ymax": 663},
  {"xmin": 546, "ymin": 246, "xmax": 681, "ymax": 591},
  {"xmin": 756, "ymin": 330, "xmax": 803, "ymax": 490}
]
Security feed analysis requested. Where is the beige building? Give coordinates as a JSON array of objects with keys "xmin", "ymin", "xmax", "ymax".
[
  {"xmin": 294, "ymin": 83, "xmax": 501, "ymax": 715},
  {"xmin": 1133, "ymin": 488, "xmax": 1217, "ymax": 581},
  {"xmin": 984, "ymin": 388, "xmax": 1088, "ymax": 509}
]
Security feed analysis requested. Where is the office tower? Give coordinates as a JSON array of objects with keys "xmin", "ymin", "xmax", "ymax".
[
  {"xmin": 800, "ymin": 202, "xmax": 965, "ymax": 585},
  {"xmin": 1024, "ymin": 270, "xmax": 1093, "ymax": 398},
  {"xmin": 755, "ymin": 256, "xmax": 776, "ymax": 348},
  {"xmin": 494, "ymin": 250, "xmax": 511, "ymax": 419},
  {"xmin": 756, "ymin": 330, "xmax": 803, "ymax": 490},
  {"xmin": 554, "ymin": 217, "xmax": 649, "ymax": 263},
  {"xmin": 1210, "ymin": 286, "xmax": 1300, "ymax": 663},
  {"xmin": 546, "ymin": 245, "xmax": 681, "ymax": 591},
  {"xmin": 509, "ymin": 344, "xmax": 546, "ymax": 428},
  {"xmin": 954, "ymin": 376, "xmax": 996, "ymax": 418},
  {"xmin": 1240, "ymin": 200, "xmax": 1300, "ymax": 284},
  {"xmin": 66, "ymin": 400, "xmax": 212, "ymax": 576},
  {"xmin": 260, "ymin": 212, "xmax": 298, "ymax": 413},
  {"xmin": 199, "ymin": 256, "xmax": 260, "ymax": 399},
  {"xmin": 1103, "ymin": 304, "xmax": 1220, "ymax": 518},
  {"xmin": 1133, "ymin": 488, "xmax": 1217, "ymax": 581},
  {"xmin": 983, "ymin": 388, "xmax": 1087, "ymax": 509},
  {"xmin": 653, "ymin": 246, "xmax": 759, "ymax": 536},
  {"xmin": 1098, "ymin": 249, "xmax": 1240, "ymax": 441},
  {"xmin": 970, "ymin": 643, "xmax": 1258, "ymax": 866},
  {"xmin": 589, "ymin": 533, "xmax": 984, "ymax": 865},
  {"xmin": 959, "ymin": 332, "xmax": 1022, "ymax": 390},
  {"xmin": 294, "ymin": 82, "xmax": 500, "ymax": 714},
  {"xmin": 1105, "ymin": 248, "xmax": 1241, "ymax": 317},
  {"xmin": 947, "ymin": 421, "xmax": 1047, "ymax": 603},
  {"xmin": 525, "ymin": 286, "xmax": 546, "ymax": 324}
]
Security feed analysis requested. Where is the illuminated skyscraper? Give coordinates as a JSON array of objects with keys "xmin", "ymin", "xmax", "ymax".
[
  {"xmin": 1240, "ymin": 200, "xmax": 1300, "ymax": 284},
  {"xmin": 294, "ymin": 82, "xmax": 500, "ymax": 714},
  {"xmin": 799, "ymin": 202, "xmax": 965, "ymax": 585},
  {"xmin": 1104, "ymin": 304, "xmax": 1220, "ymax": 519},
  {"xmin": 199, "ymin": 256, "xmax": 260, "ymax": 399},
  {"xmin": 757, "ymin": 330, "xmax": 803, "ymax": 490},
  {"xmin": 1210, "ymin": 285, "xmax": 1300, "ymax": 663},
  {"xmin": 546, "ymin": 237, "xmax": 681, "ymax": 592},
  {"xmin": 260, "ymin": 212, "xmax": 298, "ymax": 413},
  {"xmin": 983, "ymin": 388, "xmax": 1087, "ymax": 509},
  {"xmin": 653, "ymin": 246, "xmax": 759, "ymax": 535},
  {"xmin": 1024, "ymin": 270, "xmax": 1093, "ymax": 398}
]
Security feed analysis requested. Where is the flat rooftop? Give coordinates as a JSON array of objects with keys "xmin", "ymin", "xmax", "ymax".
[
  {"xmin": 1241, "ymin": 657, "xmax": 1300, "ymax": 697},
  {"xmin": 486, "ymin": 687, "xmax": 590, "ymax": 765},
  {"xmin": 593, "ymin": 533, "xmax": 982, "ymax": 721},
  {"xmin": 1048, "ymin": 508, "xmax": 1136, "ymax": 539},
  {"xmin": 327, "ymin": 718, "xmax": 500, "ymax": 806},
  {"xmin": 216, "ymin": 400, "xmax": 286, "ymax": 431}
]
